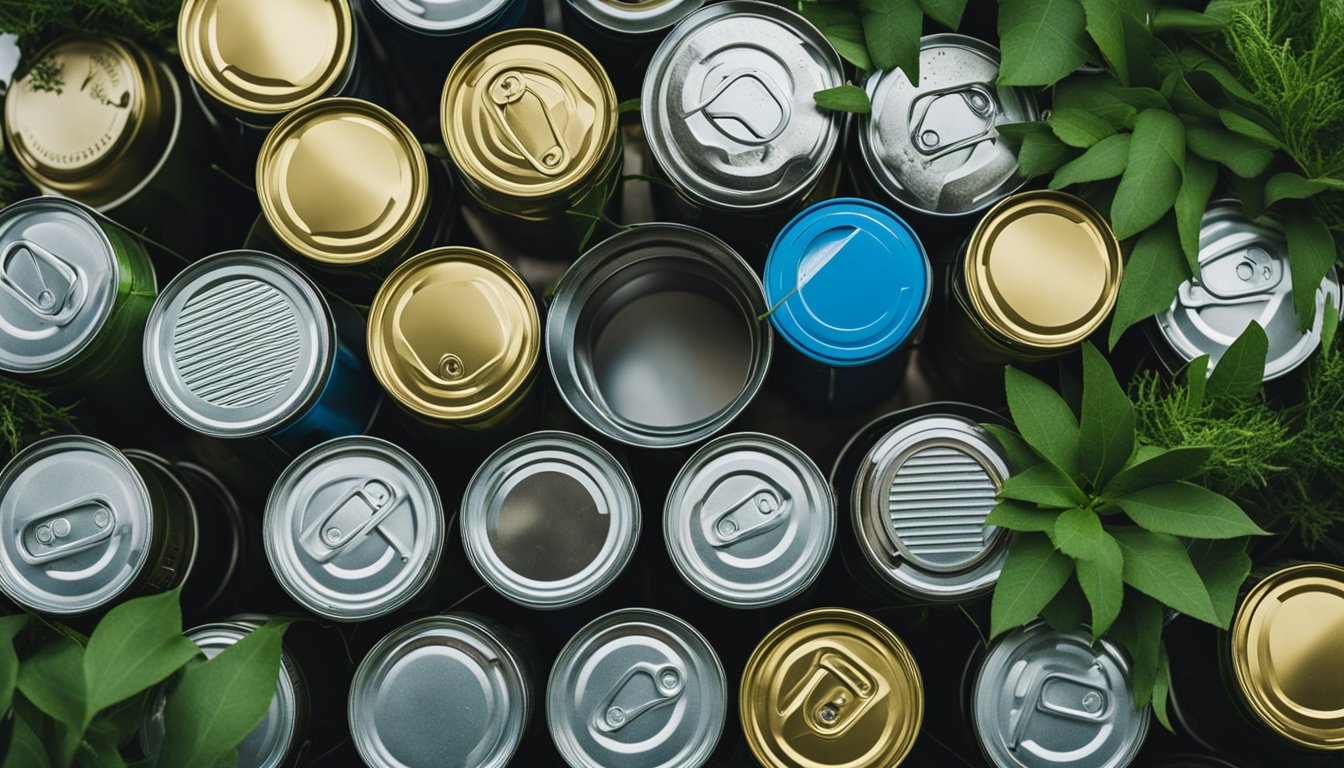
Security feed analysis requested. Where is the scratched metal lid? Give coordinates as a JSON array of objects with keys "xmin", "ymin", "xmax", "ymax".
[
  {"xmin": 350, "ymin": 613, "xmax": 531, "ymax": 768},
  {"xmin": 972, "ymin": 622, "xmax": 1150, "ymax": 768},
  {"xmin": 366, "ymin": 0, "xmax": 517, "ymax": 33},
  {"xmin": 856, "ymin": 34, "xmax": 1038, "ymax": 217},
  {"xmin": 0, "ymin": 436, "xmax": 154, "ymax": 615},
  {"xmin": 642, "ymin": 0, "xmax": 844, "ymax": 212},
  {"xmin": 548, "ymin": 608, "xmax": 726, "ymax": 768},
  {"xmin": 566, "ymin": 0, "xmax": 707, "ymax": 35},
  {"xmin": 1156, "ymin": 200, "xmax": 1343, "ymax": 382},
  {"xmin": 664, "ymin": 432, "xmax": 834, "ymax": 608},
  {"xmin": 264, "ymin": 436, "xmax": 443, "ymax": 621}
]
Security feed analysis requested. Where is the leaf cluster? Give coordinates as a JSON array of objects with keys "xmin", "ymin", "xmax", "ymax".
[
  {"xmin": 0, "ymin": 0, "xmax": 179, "ymax": 69},
  {"xmin": 0, "ymin": 376, "xmax": 78, "ymax": 463}
]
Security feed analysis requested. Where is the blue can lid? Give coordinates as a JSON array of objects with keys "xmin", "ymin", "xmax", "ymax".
[{"xmin": 764, "ymin": 198, "xmax": 931, "ymax": 367}]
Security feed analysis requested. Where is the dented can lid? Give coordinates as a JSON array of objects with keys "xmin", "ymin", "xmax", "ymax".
[{"xmin": 566, "ymin": 0, "xmax": 707, "ymax": 36}]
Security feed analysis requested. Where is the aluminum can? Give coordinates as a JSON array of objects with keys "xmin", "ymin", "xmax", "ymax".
[
  {"xmin": 547, "ymin": 608, "xmax": 726, "ymax": 768},
  {"xmin": 561, "ymin": 0, "xmax": 706, "ymax": 98},
  {"xmin": 264, "ymin": 436, "xmax": 443, "ymax": 622},
  {"xmin": 142, "ymin": 250, "xmax": 382, "ymax": 453},
  {"xmin": 969, "ymin": 622, "xmax": 1150, "ymax": 768},
  {"xmin": 546, "ymin": 224, "xmax": 771, "ymax": 448},
  {"xmin": 764, "ymin": 198, "xmax": 930, "ymax": 409},
  {"xmin": 366, "ymin": 246, "xmax": 539, "ymax": 431},
  {"xmin": 350, "ymin": 613, "xmax": 533, "ymax": 768},
  {"xmin": 363, "ymin": 0, "xmax": 532, "ymax": 59},
  {"xmin": 663, "ymin": 432, "xmax": 833, "ymax": 608},
  {"xmin": 741, "ymin": 607, "xmax": 923, "ymax": 767},
  {"xmin": 462, "ymin": 431, "xmax": 639, "ymax": 609}
]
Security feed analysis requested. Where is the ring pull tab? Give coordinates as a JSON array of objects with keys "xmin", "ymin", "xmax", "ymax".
[
  {"xmin": 684, "ymin": 68, "xmax": 791, "ymax": 146},
  {"xmin": 590, "ymin": 662, "xmax": 686, "ymax": 734},
  {"xmin": 18, "ymin": 495, "xmax": 115, "ymax": 565},
  {"xmin": 705, "ymin": 479, "xmax": 790, "ymax": 547},
  {"xmin": 909, "ymin": 82, "xmax": 1000, "ymax": 162},
  {"xmin": 1182, "ymin": 244, "xmax": 1284, "ymax": 307},
  {"xmin": 298, "ymin": 478, "xmax": 409, "ymax": 563},
  {"xmin": 487, "ymin": 70, "xmax": 569, "ymax": 176},
  {"xmin": 0, "ymin": 239, "xmax": 85, "ymax": 324},
  {"xmin": 1009, "ymin": 671, "xmax": 1111, "ymax": 748},
  {"xmin": 778, "ymin": 650, "xmax": 881, "ymax": 738}
]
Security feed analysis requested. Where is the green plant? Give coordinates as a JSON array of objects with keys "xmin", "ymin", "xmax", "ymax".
[
  {"xmin": 0, "ymin": 377, "xmax": 78, "ymax": 463},
  {"xmin": 0, "ymin": 1, "xmax": 180, "ymax": 67}
]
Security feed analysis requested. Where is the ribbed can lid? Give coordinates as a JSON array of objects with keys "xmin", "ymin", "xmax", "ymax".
[{"xmin": 566, "ymin": 0, "xmax": 707, "ymax": 35}]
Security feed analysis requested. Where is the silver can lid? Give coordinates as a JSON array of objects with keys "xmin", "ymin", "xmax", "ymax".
[
  {"xmin": 264, "ymin": 436, "xmax": 443, "ymax": 621},
  {"xmin": 972, "ymin": 622, "xmax": 1150, "ymax": 768},
  {"xmin": 852, "ymin": 413, "xmax": 1009, "ymax": 602},
  {"xmin": 365, "ymin": 0, "xmax": 514, "ymax": 33},
  {"xmin": 461, "ymin": 431, "xmax": 639, "ymax": 609},
  {"xmin": 548, "ymin": 608, "xmax": 726, "ymax": 768},
  {"xmin": 567, "ymin": 0, "xmax": 707, "ymax": 36},
  {"xmin": 1156, "ymin": 199, "xmax": 1343, "ymax": 381},
  {"xmin": 0, "ymin": 436, "xmax": 154, "ymax": 615},
  {"xmin": 641, "ymin": 0, "xmax": 844, "ymax": 212},
  {"xmin": 856, "ymin": 34, "xmax": 1038, "ymax": 217},
  {"xmin": 664, "ymin": 432, "xmax": 834, "ymax": 607},
  {"xmin": 143, "ymin": 250, "xmax": 335, "ymax": 438},
  {"xmin": 0, "ymin": 197, "xmax": 122, "ymax": 374},
  {"xmin": 350, "ymin": 614, "xmax": 530, "ymax": 768}
]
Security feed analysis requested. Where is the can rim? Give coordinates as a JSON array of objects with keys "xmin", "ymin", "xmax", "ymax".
[
  {"xmin": 366, "ymin": 0, "xmax": 517, "ymax": 34},
  {"xmin": 566, "ymin": 0, "xmax": 708, "ymax": 36}
]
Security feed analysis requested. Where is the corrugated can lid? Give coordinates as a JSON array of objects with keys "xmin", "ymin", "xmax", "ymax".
[
  {"xmin": 367, "ymin": 0, "xmax": 516, "ymax": 32},
  {"xmin": 566, "ymin": 0, "xmax": 707, "ymax": 35}
]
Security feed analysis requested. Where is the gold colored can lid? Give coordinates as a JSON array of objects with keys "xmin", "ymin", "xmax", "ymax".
[
  {"xmin": 1231, "ymin": 562, "xmax": 1344, "ymax": 751},
  {"xmin": 257, "ymin": 98, "xmax": 429, "ymax": 266},
  {"xmin": 178, "ymin": 0, "xmax": 354, "ymax": 118},
  {"xmin": 964, "ymin": 190, "xmax": 1122, "ymax": 350},
  {"xmin": 741, "ymin": 607, "xmax": 923, "ymax": 768},
  {"xmin": 367, "ymin": 247, "xmax": 539, "ymax": 423}
]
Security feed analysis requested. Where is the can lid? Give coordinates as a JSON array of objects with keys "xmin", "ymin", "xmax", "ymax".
[
  {"xmin": 642, "ymin": 1, "xmax": 843, "ymax": 212},
  {"xmin": 972, "ymin": 622, "xmax": 1149, "ymax": 768},
  {"xmin": 740, "ymin": 607, "xmax": 923, "ymax": 768},
  {"xmin": 257, "ymin": 98, "xmax": 429, "ymax": 267},
  {"xmin": 1230, "ymin": 562, "xmax": 1344, "ymax": 750},
  {"xmin": 178, "ymin": 0, "xmax": 354, "ymax": 117},
  {"xmin": 367, "ymin": 0, "xmax": 516, "ymax": 33},
  {"xmin": 1157, "ymin": 200, "xmax": 1342, "ymax": 382},
  {"xmin": 350, "ymin": 614, "xmax": 529, "ymax": 768},
  {"xmin": 0, "ymin": 197, "xmax": 123, "ymax": 375},
  {"xmin": 462, "ymin": 431, "xmax": 639, "ymax": 609},
  {"xmin": 548, "ymin": 608, "xmax": 726, "ymax": 768},
  {"xmin": 764, "ymin": 198, "xmax": 930, "ymax": 366},
  {"xmin": 367, "ymin": 247, "xmax": 538, "ymax": 423},
  {"xmin": 664, "ymin": 432, "xmax": 834, "ymax": 608},
  {"xmin": 852, "ymin": 413, "xmax": 1009, "ymax": 602},
  {"xmin": 0, "ymin": 436, "xmax": 153, "ymax": 615},
  {"xmin": 264, "ymin": 437, "xmax": 443, "ymax": 621},
  {"xmin": 964, "ymin": 190, "xmax": 1122, "ymax": 349},
  {"xmin": 566, "ymin": 0, "xmax": 707, "ymax": 36},
  {"xmin": 143, "ymin": 250, "xmax": 335, "ymax": 438},
  {"xmin": 857, "ymin": 34, "xmax": 1037, "ymax": 217}
]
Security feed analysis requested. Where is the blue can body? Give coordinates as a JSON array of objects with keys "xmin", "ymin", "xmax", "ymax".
[{"xmin": 271, "ymin": 327, "xmax": 382, "ymax": 453}]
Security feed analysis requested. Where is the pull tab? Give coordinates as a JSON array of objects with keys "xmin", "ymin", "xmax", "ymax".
[
  {"xmin": 0, "ymin": 239, "xmax": 84, "ymax": 324},
  {"xmin": 18, "ymin": 495, "xmax": 115, "ymax": 565},
  {"xmin": 487, "ymin": 70, "xmax": 569, "ymax": 176},
  {"xmin": 590, "ymin": 662, "xmax": 685, "ymax": 734},
  {"xmin": 684, "ymin": 69, "xmax": 790, "ymax": 145},
  {"xmin": 298, "ymin": 479, "xmax": 409, "ymax": 563},
  {"xmin": 1009, "ymin": 671, "xmax": 1111, "ymax": 748},
  {"xmin": 706, "ymin": 481, "xmax": 789, "ymax": 547},
  {"xmin": 909, "ymin": 83, "xmax": 1000, "ymax": 162},
  {"xmin": 778, "ymin": 650, "xmax": 881, "ymax": 738},
  {"xmin": 1181, "ymin": 245, "xmax": 1283, "ymax": 307}
]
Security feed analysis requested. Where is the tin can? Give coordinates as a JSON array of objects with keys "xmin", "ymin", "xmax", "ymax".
[
  {"xmin": 561, "ymin": 0, "xmax": 706, "ymax": 98},
  {"xmin": 546, "ymin": 224, "xmax": 771, "ymax": 448},
  {"xmin": 741, "ymin": 607, "xmax": 923, "ymax": 767},
  {"xmin": 349, "ymin": 613, "xmax": 533, "ymax": 768},
  {"xmin": 547, "ymin": 608, "xmax": 726, "ymax": 768},
  {"xmin": 264, "ymin": 436, "xmax": 443, "ymax": 622},
  {"xmin": 764, "ymin": 198, "xmax": 931, "ymax": 409},
  {"xmin": 663, "ymin": 432, "xmax": 833, "ymax": 608},
  {"xmin": 462, "ymin": 431, "xmax": 639, "ymax": 609},
  {"xmin": 142, "ymin": 250, "xmax": 382, "ymax": 454},
  {"xmin": 363, "ymin": 0, "xmax": 532, "ymax": 60},
  {"xmin": 1146, "ymin": 757, "xmax": 1239, "ymax": 768}
]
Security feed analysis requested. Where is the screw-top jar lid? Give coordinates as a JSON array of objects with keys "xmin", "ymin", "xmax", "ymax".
[
  {"xmin": 367, "ymin": 0, "xmax": 517, "ymax": 33},
  {"xmin": 567, "ymin": 0, "xmax": 707, "ymax": 35}
]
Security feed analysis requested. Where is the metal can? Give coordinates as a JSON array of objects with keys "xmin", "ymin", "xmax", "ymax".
[
  {"xmin": 547, "ymin": 608, "xmax": 726, "ymax": 768},
  {"xmin": 764, "ymin": 198, "xmax": 930, "ymax": 409},
  {"xmin": 264, "ymin": 436, "xmax": 443, "ymax": 622},
  {"xmin": 142, "ymin": 250, "xmax": 382, "ymax": 454},
  {"xmin": 546, "ymin": 224, "xmax": 771, "ymax": 448},
  {"xmin": 740, "ymin": 607, "xmax": 923, "ymax": 768},
  {"xmin": 350, "ymin": 613, "xmax": 533, "ymax": 768},
  {"xmin": 366, "ymin": 246, "xmax": 539, "ymax": 431},
  {"xmin": 1154, "ymin": 200, "xmax": 1343, "ymax": 381},
  {"xmin": 561, "ymin": 0, "xmax": 706, "ymax": 98},
  {"xmin": 363, "ymin": 0, "xmax": 532, "ymax": 59},
  {"xmin": 462, "ymin": 431, "xmax": 639, "ymax": 609},
  {"xmin": 663, "ymin": 432, "xmax": 833, "ymax": 608},
  {"xmin": 969, "ymin": 622, "xmax": 1150, "ymax": 768}
]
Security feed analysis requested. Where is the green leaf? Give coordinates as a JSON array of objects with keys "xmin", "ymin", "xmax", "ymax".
[
  {"xmin": 1107, "ymin": 217, "xmax": 1188, "ymax": 350},
  {"xmin": 1323, "ymin": 294, "xmax": 1339, "ymax": 353},
  {"xmin": 981, "ymin": 424, "xmax": 1042, "ymax": 472},
  {"xmin": 1110, "ymin": 593, "xmax": 1165, "ymax": 708},
  {"xmin": 799, "ymin": 2, "xmax": 872, "ymax": 72},
  {"xmin": 85, "ymin": 590, "xmax": 199, "ymax": 716},
  {"xmin": 1187, "ymin": 538, "xmax": 1252, "ymax": 628},
  {"xmin": 1116, "ymin": 481, "xmax": 1268, "ymax": 539},
  {"xmin": 1005, "ymin": 366, "xmax": 1080, "ymax": 475},
  {"xmin": 998, "ymin": 0, "xmax": 1091, "ymax": 86},
  {"xmin": 17, "ymin": 633, "xmax": 86, "ymax": 766},
  {"xmin": 2, "ymin": 708, "xmax": 52, "ymax": 768},
  {"xmin": 985, "ymin": 500, "xmax": 1061, "ymax": 533},
  {"xmin": 1264, "ymin": 172, "xmax": 1344, "ymax": 206},
  {"xmin": 1285, "ymin": 211, "xmax": 1337, "ymax": 332},
  {"xmin": 1228, "ymin": 169, "xmax": 1269, "ymax": 217},
  {"xmin": 858, "ymin": 0, "xmax": 920, "ymax": 78},
  {"xmin": 1111, "ymin": 527, "xmax": 1219, "ymax": 624},
  {"xmin": 1040, "ymin": 578, "xmax": 1089, "ymax": 632},
  {"xmin": 1150, "ymin": 7, "xmax": 1224, "ymax": 33},
  {"xmin": 1078, "ymin": 0, "xmax": 1129, "ymax": 85},
  {"xmin": 75, "ymin": 730, "xmax": 126, "ymax": 768},
  {"xmin": 990, "ymin": 534, "xmax": 1074, "ymax": 639},
  {"xmin": 1078, "ymin": 341, "xmax": 1135, "ymax": 487},
  {"xmin": 1018, "ymin": 128, "xmax": 1079, "ymax": 178},
  {"xmin": 999, "ymin": 463, "xmax": 1087, "ymax": 508},
  {"xmin": 1111, "ymin": 109, "xmax": 1185, "ymax": 239},
  {"xmin": 1076, "ymin": 531, "xmax": 1124, "ymax": 640},
  {"xmin": 1206, "ymin": 320, "xmax": 1267, "ymax": 401},
  {"xmin": 1218, "ymin": 108, "xmax": 1283, "ymax": 149},
  {"xmin": 617, "ymin": 98, "xmax": 641, "ymax": 114},
  {"xmin": 1052, "ymin": 76, "xmax": 1166, "ymax": 129},
  {"xmin": 1177, "ymin": 47, "xmax": 1255, "ymax": 102},
  {"xmin": 0, "ymin": 613, "xmax": 28, "ymax": 714},
  {"xmin": 919, "ymin": 0, "xmax": 967, "ymax": 29},
  {"xmin": 1185, "ymin": 123, "xmax": 1273, "ymax": 179},
  {"xmin": 1153, "ymin": 646, "xmax": 1173, "ymax": 730},
  {"xmin": 1174, "ymin": 156, "xmax": 1216, "ymax": 276},
  {"xmin": 1049, "ymin": 108, "xmax": 1118, "ymax": 148},
  {"xmin": 1050, "ymin": 133, "xmax": 1131, "ymax": 189},
  {"xmin": 1103, "ymin": 446, "xmax": 1212, "ymax": 498},
  {"xmin": 813, "ymin": 85, "xmax": 871, "ymax": 114},
  {"xmin": 1185, "ymin": 355, "xmax": 1209, "ymax": 411},
  {"xmin": 89, "ymin": 691, "xmax": 153, "ymax": 749},
  {"xmin": 1051, "ymin": 506, "xmax": 1106, "ymax": 560}
]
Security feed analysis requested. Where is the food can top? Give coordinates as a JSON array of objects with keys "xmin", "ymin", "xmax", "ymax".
[
  {"xmin": 964, "ymin": 190, "xmax": 1122, "ymax": 349},
  {"xmin": 0, "ymin": 197, "xmax": 125, "ymax": 375},
  {"xmin": 0, "ymin": 436, "xmax": 154, "ymax": 615},
  {"xmin": 566, "ymin": 0, "xmax": 707, "ymax": 36},
  {"xmin": 264, "ymin": 436, "xmax": 443, "ymax": 621},
  {"xmin": 441, "ymin": 29, "xmax": 617, "ymax": 202},
  {"xmin": 857, "ymin": 34, "xmax": 1038, "ymax": 217},
  {"xmin": 1157, "ymin": 200, "xmax": 1342, "ymax": 382},
  {"xmin": 257, "ymin": 98, "xmax": 429, "ymax": 266},
  {"xmin": 462, "ymin": 431, "xmax": 639, "ymax": 609},
  {"xmin": 350, "ymin": 614, "xmax": 530, "ymax": 768},
  {"xmin": 1230, "ymin": 562, "xmax": 1344, "ymax": 750},
  {"xmin": 548, "ymin": 608, "xmax": 726, "ymax": 768},
  {"xmin": 367, "ymin": 247, "xmax": 538, "ymax": 422},
  {"xmin": 367, "ymin": 0, "xmax": 516, "ymax": 33},
  {"xmin": 178, "ymin": 0, "xmax": 355, "ymax": 117},
  {"xmin": 764, "ymin": 198, "xmax": 930, "ymax": 366},
  {"xmin": 972, "ymin": 622, "xmax": 1149, "ymax": 768},
  {"xmin": 664, "ymin": 432, "xmax": 834, "ymax": 608},
  {"xmin": 642, "ymin": 1, "xmax": 843, "ymax": 212},
  {"xmin": 143, "ymin": 250, "xmax": 335, "ymax": 439}
]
